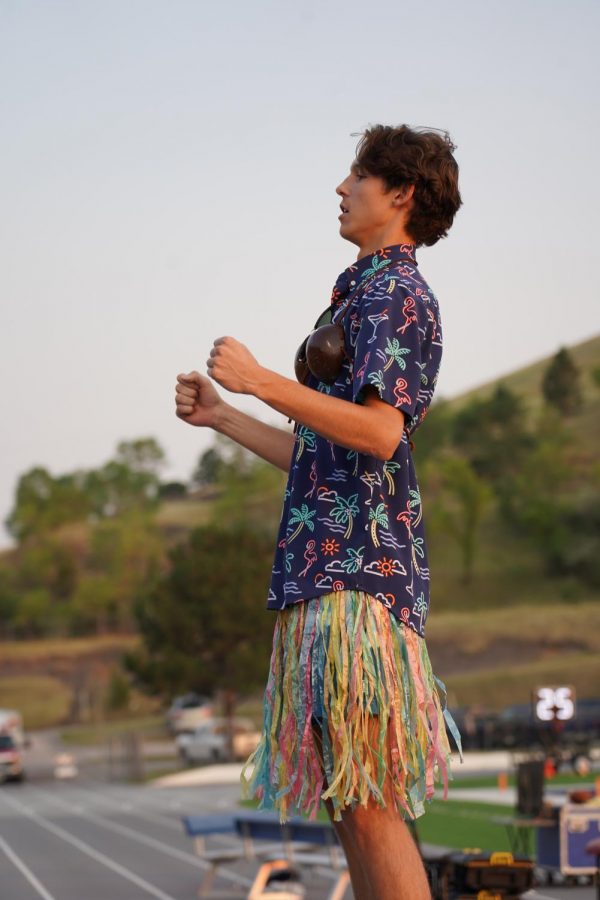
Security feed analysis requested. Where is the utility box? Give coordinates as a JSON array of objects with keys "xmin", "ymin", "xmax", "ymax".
[{"xmin": 536, "ymin": 804, "xmax": 600, "ymax": 875}]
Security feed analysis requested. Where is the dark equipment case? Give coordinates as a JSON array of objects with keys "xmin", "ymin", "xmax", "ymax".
[{"xmin": 427, "ymin": 850, "xmax": 535, "ymax": 899}]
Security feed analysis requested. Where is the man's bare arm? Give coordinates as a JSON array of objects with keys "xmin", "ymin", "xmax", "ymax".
[
  {"xmin": 175, "ymin": 371, "xmax": 294, "ymax": 472},
  {"xmin": 206, "ymin": 339, "xmax": 404, "ymax": 461},
  {"xmin": 214, "ymin": 403, "xmax": 294, "ymax": 472}
]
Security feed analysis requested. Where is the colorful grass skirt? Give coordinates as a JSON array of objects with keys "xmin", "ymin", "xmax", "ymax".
[{"xmin": 242, "ymin": 590, "xmax": 462, "ymax": 822}]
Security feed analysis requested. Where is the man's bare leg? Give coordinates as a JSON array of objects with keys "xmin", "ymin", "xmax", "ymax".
[
  {"xmin": 322, "ymin": 796, "xmax": 371, "ymax": 898},
  {"xmin": 334, "ymin": 795, "xmax": 431, "ymax": 900},
  {"xmin": 314, "ymin": 718, "xmax": 431, "ymax": 900}
]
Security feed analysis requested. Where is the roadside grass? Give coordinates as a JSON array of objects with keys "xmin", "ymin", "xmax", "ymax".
[
  {"xmin": 154, "ymin": 499, "xmax": 214, "ymax": 530},
  {"xmin": 61, "ymin": 714, "xmax": 166, "ymax": 746},
  {"xmin": 451, "ymin": 772, "xmax": 597, "ymax": 789},
  {"xmin": 416, "ymin": 799, "xmax": 520, "ymax": 853},
  {"xmin": 0, "ymin": 634, "xmax": 139, "ymax": 661},
  {"xmin": 427, "ymin": 602, "xmax": 600, "ymax": 654},
  {"xmin": 240, "ymin": 795, "xmax": 529, "ymax": 854},
  {"xmin": 0, "ymin": 676, "xmax": 71, "ymax": 729},
  {"xmin": 444, "ymin": 652, "xmax": 600, "ymax": 709}
]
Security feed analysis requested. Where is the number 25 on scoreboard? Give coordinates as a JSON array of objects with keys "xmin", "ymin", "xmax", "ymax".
[{"xmin": 534, "ymin": 685, "xmax": 576, "ymax": 722}]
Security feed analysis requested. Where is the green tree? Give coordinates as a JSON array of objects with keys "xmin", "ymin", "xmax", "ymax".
[
  {"xmin": 191, "ymin": 447, "xmax": 226, "ymax": 487},
  {"xmin": 125, "ymin": 525, "xmax": 274, "ymax": 703},
  {"xmin": 158, "ymin": 481, "xmax": 187, "ymax": 500},
  {"xmin": 541, "ymin": 347, "xmax": 582, "ymax": 416},
  {"xmin": 451, "ymin": 384, "xmax": 534, "ymax": 485},
  {"xmin": 0, "ymin": 562, "xmax": 18, "ymax": 638},
  {"xmin": 104, "ymin": 668, "xmax": 131, "ymax": 714},
  {"xmin": 212, "ymin": 457, "xmax": 286, "ymax": 536},
  {"xmin": 115, "ymin": 438, "xmax": 166, "ymax": 475},
  {"xmin": 83, "ymin": 461, "xmax": 160, "ymax": 518},
  {"xmin": 86, "ymin": 514, "xmax": 163, "ymax": 632},
  {"xmin": 497, "ymin": 408, "xmax": 572, "ymax": 573},
  {"xmin": 12, "ymin": 588, "xmax": 55, "ymax": 637},
  {"xmin": 429, "ymin": 455, "xmax": 493, "ymax": 584},
  {"xmin": 16, "ymin": 538, "xmax": 78, "ymax": 601},
  {"xmin": 6, "ymin": 467, "xmax": 90, "ymax": 540}
]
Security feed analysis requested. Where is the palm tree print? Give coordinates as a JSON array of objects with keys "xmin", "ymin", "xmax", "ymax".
[
  {"xmin": 383, "ymin": 338, "xmax": 410, "ymax": 372},
  {"xmin": 383, "ymin": 461, "xmax": 401, "ymax": 494},
  {"xmin": 367, "ymin": 370, "xmax": 386, "ymax": 395},
  {"xmin": 331, "ymin": 493, "xmax": 359, "ymax": 539},
  {"xmin": 409, "ymin": 488, "xmax": 422, "ymax": 527},
  {"xmin": 296, "ymin": 426, "xmax": 316, "ymax": 461},
  {"xmin": 412, "ymin": 535, "xmax": 424, "ymax": 559},
  {"xmin": 346, "ymin": 449, "xmax": 359, "ymax": 476},
  {"xmin": 340, "ymin": 546, "xmax": 365, "ymax": 574},
  {"xmin": 414, "ymin": 591, "xmax": 427, "ymax": 631},
  {"xmin": 287, "ymin": 504, "xmax": 316, "ymax": 543},
  {"xmin": 369, "ymin": 502, "xmax": 389, "ymax": 548},
  {"xmin": 360, "ymin": 254, "xmax": 392, "ymax": 280}
]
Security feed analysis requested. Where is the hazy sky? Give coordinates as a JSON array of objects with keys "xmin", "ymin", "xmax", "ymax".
[{"xmin": 1, "ymin": 0, "xmax": 599, "ymax": 547}]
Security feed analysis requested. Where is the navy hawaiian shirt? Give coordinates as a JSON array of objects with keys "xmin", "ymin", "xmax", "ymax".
[{"xmin": 267, "ymin": 243, "xmax": 443, "ymax": 638}]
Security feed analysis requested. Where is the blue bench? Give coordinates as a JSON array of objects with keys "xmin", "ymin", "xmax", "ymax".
[
  {"xmin": 182, "ymin": 813, "xmax": 243, "ymax": 895},
  {"xmin": 182, "ymin": 810, "xmax": 349, "ymax": 899}
]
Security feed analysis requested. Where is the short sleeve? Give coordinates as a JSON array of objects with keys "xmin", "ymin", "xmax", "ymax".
[{"xmin": 352, "ymin": 281, "xmax": 429, "ymax": 427}]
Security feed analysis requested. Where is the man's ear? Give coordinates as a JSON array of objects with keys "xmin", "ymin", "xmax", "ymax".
[{"xmin": 392, "ymin": 184, "xmax": 415, "ymax": 207}]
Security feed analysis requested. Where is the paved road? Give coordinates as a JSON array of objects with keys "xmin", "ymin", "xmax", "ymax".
[
  {"xmin": 0, "ymin": 773, "xmax": 595, "ymax": 899},
  {"xmin": 0, "ymin": 777, "xmax": 350, "ymax": 899}
]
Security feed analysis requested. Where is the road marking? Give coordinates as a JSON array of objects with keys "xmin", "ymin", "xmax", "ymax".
[
  {"xmin": 0, "ymin": 835, "xmax": 57, "ymax": 900},
  {"xmin": 0, "ymin": 793, "xmax": 178, "ymax": 900},
  {"xmin": 62, "ymin": 783, "xmax": 255, "ymax": 855},
  {"xmin": 62, "ymin": 783, "xmax": 183, "ymax": 832},
  {"xmin": 67, "ymin": 782, "xmax": 253, "ymax": 850},
  {"xmin": 25, "ymin": 786, "xmax": 252, "ymax": 889}
]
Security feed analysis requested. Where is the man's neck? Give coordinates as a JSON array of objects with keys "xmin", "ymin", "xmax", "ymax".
[{"xmin": 356, "ymin": 227, "xmax": 414, "ymax": 259}]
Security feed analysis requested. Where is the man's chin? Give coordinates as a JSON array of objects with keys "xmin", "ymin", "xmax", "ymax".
[{"xmin": 338, "ymin": 224, "xmax": 360, "ymax": 247}]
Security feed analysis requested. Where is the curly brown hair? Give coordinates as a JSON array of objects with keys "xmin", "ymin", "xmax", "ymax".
[{"xmin": 354, "ymin": 124, "xmax": 462, "ymax": 247}]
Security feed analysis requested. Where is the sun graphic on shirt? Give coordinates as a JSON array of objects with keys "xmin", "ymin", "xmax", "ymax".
[
  {"xmin": 321, "ymin": 537, "xmax": 340, "ymax": 556},
  {"xmin": 376, "ymin": 557, "xmax": 396, "ymax": 577}
]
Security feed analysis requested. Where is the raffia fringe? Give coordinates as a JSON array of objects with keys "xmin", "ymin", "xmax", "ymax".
[{"xmin": 241, "ymin": 591, "xmax": 461, "ymax": 822}]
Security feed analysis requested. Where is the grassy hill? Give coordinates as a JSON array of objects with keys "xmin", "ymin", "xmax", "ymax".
[
  {"xmin": 444, "ymin": 332, "xmax": 600, "ymax": 460},
  {"xmin": 423, "ymin": 331, "xmax": 600, "ymax": 601},
  {"xmin": 447, "ymin": 333, "xmax": 600, "ymax": 406}
]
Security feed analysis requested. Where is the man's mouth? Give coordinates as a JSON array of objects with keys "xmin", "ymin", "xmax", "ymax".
[{"xmin": 339, "ymin": 205, "xmax": 349, "ymax": 215}]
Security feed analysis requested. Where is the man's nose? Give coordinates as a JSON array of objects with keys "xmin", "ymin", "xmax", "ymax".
[{"xmin": 336, "ymin": 179, "xmax": 348, "ymax": 197}]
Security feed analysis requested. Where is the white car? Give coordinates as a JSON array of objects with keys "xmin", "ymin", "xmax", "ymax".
[
  {"xmin": 176, "ymin": 717, "xmax": 261, "ymax": 765},
  {"xmin": 165, "ymin": 694, "xmax": 214, "ymax": 734}
]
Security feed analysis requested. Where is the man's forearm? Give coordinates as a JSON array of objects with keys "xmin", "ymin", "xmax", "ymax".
[
  {"xmin": 214, "ymin": 403, "xmax": 295, "ymax": 472},
  {"xmin": 253, "ymin": 368, "xmax": 403, "ymax": 461}
]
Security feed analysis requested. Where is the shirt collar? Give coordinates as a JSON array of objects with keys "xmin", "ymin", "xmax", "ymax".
[{"xmin": 331, "ymin": 243, "xmax": 417, "ymax": 303}]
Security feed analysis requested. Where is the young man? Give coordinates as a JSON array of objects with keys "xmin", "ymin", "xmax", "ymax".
[{"xmin": 175, "ymin": 124, "xmax": 462, "ymax": 900}]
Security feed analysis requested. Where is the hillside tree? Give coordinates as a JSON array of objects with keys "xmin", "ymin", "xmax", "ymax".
[
  {"xmin": 125, "ymin": 524, "xmax": 275, "ymax": 705},
  {"xmin": 428, "ymin": 455, "xmax": 493, "ymax": 583},
  {"xmin": 541, "ymin": 347, "xmax": 582, "ymax": 416}
]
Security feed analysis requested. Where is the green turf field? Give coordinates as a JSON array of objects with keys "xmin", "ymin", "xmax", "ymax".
[{"xmin": 416, "ymin": 799, "xmax": 519, "ymax": 852}]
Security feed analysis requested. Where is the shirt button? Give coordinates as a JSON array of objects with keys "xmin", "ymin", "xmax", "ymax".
[{"xmin": 350, "ymin": 280, "xmax": 356, "ymax": 286}]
